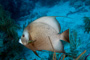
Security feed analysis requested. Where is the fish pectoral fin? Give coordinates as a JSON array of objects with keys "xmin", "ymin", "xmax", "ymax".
[
  {"xmin": 28, "ymin": 40, "xmax": 36, "ymax": 43},
  {"xmin": 33, "ymin": 51, "xmax": 41, "ymax": 58},
  {"xmin": 28, "ymin": 40, "xmax": 33, "ymax": 43},
  {"xmin": 60, "ymin": 29, "xmax": 70, "ymax": 43}
]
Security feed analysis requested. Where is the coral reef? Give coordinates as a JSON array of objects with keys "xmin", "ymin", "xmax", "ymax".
[{"xmin": 0, "ymin": 5, "xmax": 24, "ymax": 60}]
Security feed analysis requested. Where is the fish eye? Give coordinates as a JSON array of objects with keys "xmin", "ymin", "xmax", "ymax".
[{"xmin": 22, "ymin": 34, "xmax": 25, "ymax": 37}]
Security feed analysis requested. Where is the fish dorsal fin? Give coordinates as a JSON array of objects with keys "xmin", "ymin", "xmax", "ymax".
[{"xmin": 34, "ymin": 16, "xmax": 60, "ymax": 33}]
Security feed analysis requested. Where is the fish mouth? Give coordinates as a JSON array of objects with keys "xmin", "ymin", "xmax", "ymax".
[
  {"xmin": 19, "ymin": 39, "xmax": 23, "ymax": 44},
  {"xmin": 19, "ymin": 39, "xmax": 28, "ymax": 45}
]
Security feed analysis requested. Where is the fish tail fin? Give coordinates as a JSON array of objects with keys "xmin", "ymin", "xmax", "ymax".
[{"xmin": 59, "ymin": 29, "xmax": 70, "ymax": 43}]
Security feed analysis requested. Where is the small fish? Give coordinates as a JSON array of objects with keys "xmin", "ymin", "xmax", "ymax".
[{"xmin": 19, "ymin": 16, "xmax": 70, "ymax": 57}]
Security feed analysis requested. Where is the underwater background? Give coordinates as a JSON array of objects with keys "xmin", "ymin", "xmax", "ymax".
[{"xmin": 0, "ymin": 0, "xmax": 90, "ymax": 60}]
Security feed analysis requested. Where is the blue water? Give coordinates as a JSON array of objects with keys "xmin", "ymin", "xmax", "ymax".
[{"xmin": 0, "ymin": 0, "xmax": 90, "ymax": 60}]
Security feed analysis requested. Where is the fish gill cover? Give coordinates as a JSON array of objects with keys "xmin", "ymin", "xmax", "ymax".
[{"xmin": 0, "ymin": 0, "xmax": 90, "ymax": 60}]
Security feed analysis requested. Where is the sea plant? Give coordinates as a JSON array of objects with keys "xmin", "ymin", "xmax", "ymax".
[
  {"xmin": 0, "ymin": 5, "xmax": 24, "ymax": 60},
  {"xmin": 68, "ymin": 30, "xmax": 81, "ymax": 59},
  {"xmin": 69, "ymin": 31, "xmax": 86, "ymax": 60},
  {"xmin": 83, "ymin": 16, "xmax": 90, "ymax": 33},
  {"xmin": 48, "ymin": 52, "xmax": 53, "ymax": 60},
  {"xmin": 76, "ymin": 50, "xmax": 86, "ymax": 60}
]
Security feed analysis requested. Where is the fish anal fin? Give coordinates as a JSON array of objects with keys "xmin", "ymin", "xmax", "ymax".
[
  {"xmin": 60, "ymin": 29, "xmax": 70, "ymax": 43},
  {"xmin": 38, "ymin": 50, "xmax": 42, "ymax": 51},
  {"xmin": 33, "ymin": 51, "xmax": 41, "ymax": 58}
]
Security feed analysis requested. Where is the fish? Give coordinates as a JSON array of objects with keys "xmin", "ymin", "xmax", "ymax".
[{"xmin": 19, "ymin": 16, "xmax": 70, "ymax": 57}]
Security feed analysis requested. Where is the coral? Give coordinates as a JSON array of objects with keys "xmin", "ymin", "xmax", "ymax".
[
  {"xmin": 62, "ymin": 54, "xmax": 65, "ymax": 60},
  {"xmin": 0, "ymin": 32, "xmax": 4, "ymax": 47},
  {"xmin": 76, "ymin": 50, "xmax": 86, "ymax": 60},
  {"xmin": 59, "ymin": 54, "xmax": 64, "ymax": 60},
  {"xmin": 68, "ymin": 30, "xmax": 81, "ymax": 59},
  {"xmin": 0, "ymin": 5, "xmax": 24, "ymax": 60},
  {"xmin": 68, "ymin": 31, "xmax": 87, "ymax": 60},
  {"xmin": 59, "ymin": 54, "xmax": 65, "ymax": 60},
  {"xmin": 83, "ymin": 17, "xmax": 90, "ymax": 33},
  {"xmin": 0, "ymin": 32, "xmax": 5, "ymax": 55},
  {"xmin": 48, "ymin": 52, "xmax": 54, "ymax": 60}
]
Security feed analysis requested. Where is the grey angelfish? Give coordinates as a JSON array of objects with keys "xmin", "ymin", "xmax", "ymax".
[{"xmin": 19, "ymin": 16, "xmax": 70, "ymax": 57}]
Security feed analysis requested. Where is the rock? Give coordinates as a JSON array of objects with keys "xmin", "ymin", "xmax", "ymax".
[
  {"xmin": 73, "ymin": 1, "xmax": 83, "ymax": 9},
  {"xmin": 40, "ymin": 0, "xmax": 61, "ymax": 7},
  {"xmin": 63, "ymin": 0, "xmax": 69, "ymax": 2},
  {"xmin": 0, "ymin": 0, "xmax": 62, "ymax": 19},
  {"xmin": 69, "ymin": 0, "xmax": 78, "ymax": 6},
  {"xmin": 0, "ymin": 0, "xmax": 35, "ymax": 19},
  {"xmin": 66, "ymin": 7, "xmax": 88, "ymax": 16},
  {"xmin": 85, "ymin": 0, "xmax": 90, "ymax": 6}
]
